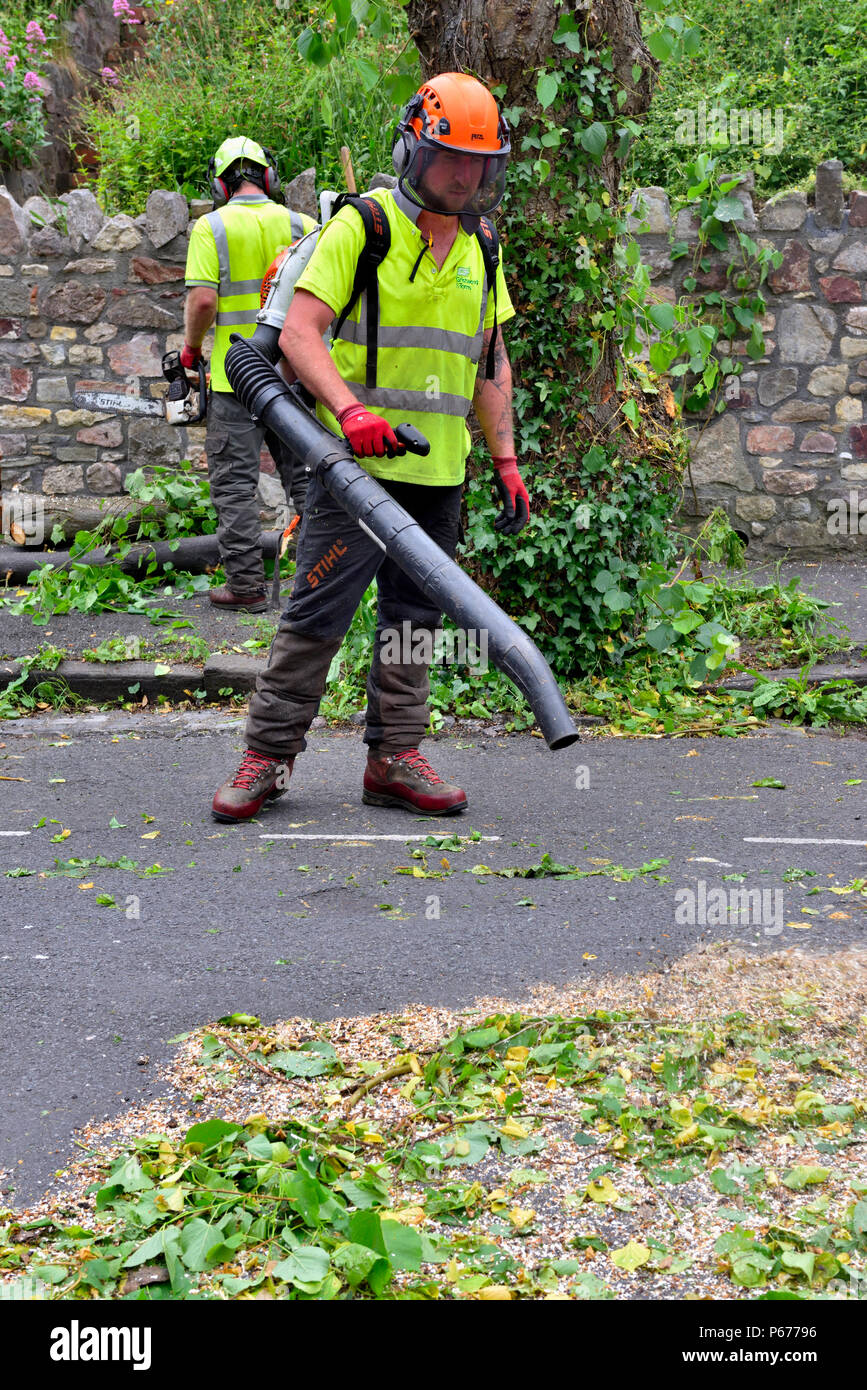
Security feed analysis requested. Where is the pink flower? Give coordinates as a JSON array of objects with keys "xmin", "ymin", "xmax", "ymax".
[
  {"xmin": 5, "ymin": 56, "xmax": 17, "ymax": 72},
  {"xmin": 100, "ymin": 66, "xmax": 120, "ymax": 86},
  {"xmin": 25, "ymin": 21, "xmax": 46, "ymax": 43},
  {"xmin": 3, "ymin": 120, "xmax": 13, "ymax": 132},
  {"xmin": 112, "ymin": 0, "xmax": 141, "ymax": 23},
  {"xmin": 48, "ymin": 12, "xmax": 58, "ymax": 19},
  {"xmin": 23, "ymin": 70, "xmax": 44, "ymax": 91}
]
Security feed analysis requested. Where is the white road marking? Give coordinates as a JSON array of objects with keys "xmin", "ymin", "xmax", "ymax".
[
  {"xmin": 260, "ymin": 833, "xmax": 501, "ymax": 842},
  {"xmin": 0, "ymin": 830, "xmax": 30, "ymax": 836},
  {"xmin": 744, "ymin": 837, "xmax": 867, "ymax": 847}
]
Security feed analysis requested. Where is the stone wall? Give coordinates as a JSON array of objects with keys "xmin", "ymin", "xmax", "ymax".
[
  {"xmin": 3, "ymin": 163, "xmax": 867, "ymax": 554},
  {"xmin": 0, "ymin": 185, "xmax": 223, "ymax": 530},
  {"xmin": 629, "ymin": 161, "xmax": 867, "ymax": 553}
]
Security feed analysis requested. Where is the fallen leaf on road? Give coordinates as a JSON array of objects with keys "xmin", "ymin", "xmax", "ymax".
[
  {"xmin": 508, "ymin": 1207, "xmax": 536, "ymax": 1231},
  {"xmin": 587, "ymin": 1175, "xmax": 620, "ymax": 1204},
  {"xmin": 611, "ymin": 1240, "xmax": 651, "ymax": 1272}
]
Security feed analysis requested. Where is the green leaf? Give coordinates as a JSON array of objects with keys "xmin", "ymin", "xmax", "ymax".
[
  {"xmin": 781, "ymin": 1251, "xmax": 815, "ymax": 1282},
  {"xmin": 602, "ymin": 589, "xmax": 632, "ymax": 613},
  {"xmin": 109, "ymin": 1155, "xmax": 154, "ymax": 1194},
  {"xmin": 30, "ymin": 1264, "xmax": 68, "ymax": 1284},
  {"xmin": 183, "ymin": 1118, "xmax": 240, "ymax": 1151},
  {"xmin": 709, "ymin": 1169, "xmax": 741, "ymax": 1195},
  {"xmin": 782, "ymin": 1165, "xmax": 830, "ymax": 1190},
  {"xmin": 730, "ymin": 1250, "xmax": 775, "ymax": 1287},
  {"xmin": 752, "ymin": 778, "xmax": 786, "ymax": 789},
  {"xmin": 649, "ymin": 341, "xmax": 676, "ymax": 373},
  {"xmin": 463, "ymin": 1027, "xmax": 500, "ymax": 1048},
  {"xmin": 643, "ymin": 622, "xmax": 676, "ymax": 653},
  {"xmin": 297, "ymin": 27, "xmax": 332, "ymax": 68},
  {"xmin": 647, "ymin": 29, "xmax": 674, "ymax": 62},
  {"xmin": 354, "ymin": 55, "xmax": 380, "ymax": 92},
  {"xmin": 333, "ymin": 1242, "xmax": 392, "ymax": 1292},
  {"xmin": 536, "ymin": 71, "xmax": 560, "ymax": 110},
  {"xmin": 179, "ymin": 1218, "xmax": 222, "ymax": 1272},
  {"xmin": 381, "ymin": 1220, "xmax": 423, "ymax": 1271},
  {"xmin": 273, "ymin": 1246, "xmax": 330, "ymax": 1290},
  {"xmin": 648, "ymin": 302, "xmax": 675, "ymax": 332},
  {"xmin": 268, "ymin": 1050, "xmax": 332, "ymax": 1077},
  {"xmin": 611, "ymin": 1240, "xmax": 650, "ymax": 1272},
  {"xmin": 580, "ymin": 122, "xmax": 608, "ymax": 160},
  {"xmin": 713, "ymin": 195, "xmax": 746, "ymax": 223}
]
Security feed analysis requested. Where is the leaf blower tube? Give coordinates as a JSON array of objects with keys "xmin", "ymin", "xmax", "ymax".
[{"xmin": 224, "ymin": 337, "xmax": 580, "ymax": 751}]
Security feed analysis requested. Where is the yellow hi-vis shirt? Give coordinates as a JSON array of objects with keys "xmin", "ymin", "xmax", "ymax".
[
  {"xmin": 294, "ymin": 188, "xmax": 515, "ymax": 486},
  {"xmin": 185, "ymin": 194, "xmax": 316, "ymax": 392}
]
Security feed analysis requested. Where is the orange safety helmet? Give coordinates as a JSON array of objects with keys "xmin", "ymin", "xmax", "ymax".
[{"xmin": 392, "ymin": 72, "xmax": 511, "ymax": 217}]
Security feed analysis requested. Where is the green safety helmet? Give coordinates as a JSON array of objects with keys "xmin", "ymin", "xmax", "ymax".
[{"xmin": 208, "ymin": 136, "xmax": 282, "ymax": 205}]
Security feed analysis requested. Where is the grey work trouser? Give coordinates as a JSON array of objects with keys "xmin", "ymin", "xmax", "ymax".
[
  {"xmin": 205, "ymin": 389, "xmax": 309, "ymax": 594},
  {"xmin": 245, "ymin": 469, "xmax": 464, "ymax": 760}
]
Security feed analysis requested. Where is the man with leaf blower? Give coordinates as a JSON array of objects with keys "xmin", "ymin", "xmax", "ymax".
[
  {"xmin": 183, "ymin": 136, "xmax": 317, "ymax": 612},
  {"xmin": 212, "ymin": 74, "xmax": 531, "ymax": 823}
]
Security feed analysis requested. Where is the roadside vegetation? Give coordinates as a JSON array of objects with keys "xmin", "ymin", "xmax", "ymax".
[
  {"xmin": 2, "ymin": 944, "xmax": 865, "ymax": 1300},
  {"xmin": 625, "ymin": 0, "xmax": 867, "ymax": 203}
]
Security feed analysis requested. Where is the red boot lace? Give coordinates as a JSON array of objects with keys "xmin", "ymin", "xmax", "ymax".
[
  {"xmin": 392, "ymin": 749, "xmax": 443, "ymax": 785},
  {"xmin": 231, "ymin": 749, "xmax": 280, "ymax": 790}
]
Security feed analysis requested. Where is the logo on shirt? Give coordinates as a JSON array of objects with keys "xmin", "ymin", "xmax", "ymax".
[{"xmin": 455, "ymin": 265, "xmax": 480, "ymax": 290}]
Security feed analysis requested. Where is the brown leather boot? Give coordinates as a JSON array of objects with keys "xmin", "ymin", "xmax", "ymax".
[
  {"xmin": 363, "ymin": 749, "xmax": 467, "ymax": 815},
  {"xmin": 212, "ymin": 748, "xmax": 294, "ymax": 823},
  {"xmin": 208, "ymin": 584, "xmax": 267, "ymax": 613}
]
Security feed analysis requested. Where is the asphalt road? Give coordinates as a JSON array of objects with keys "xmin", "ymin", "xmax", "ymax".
[{"xmin": 0, "ymin": 709, "xmax": 865, "ymax": 1205}]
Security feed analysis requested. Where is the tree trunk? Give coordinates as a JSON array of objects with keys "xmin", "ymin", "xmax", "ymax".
[
  {"xmin": 407, "ymin": 0, "xmax": 654, "ymax": 114},
  {"xmin": 405, "ymin": 0, "xmax": 660, "ymax": 438}
]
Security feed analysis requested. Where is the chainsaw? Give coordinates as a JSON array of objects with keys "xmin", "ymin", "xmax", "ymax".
[{"xmin": 73, "ymin": 351, "xmax": 208, "ymax": 425}]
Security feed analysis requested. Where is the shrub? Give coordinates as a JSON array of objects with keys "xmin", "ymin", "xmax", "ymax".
[
  {"xmin": 0, "ymin": 9, "xmax": 59, "ymax": 170},
  {"xmin": 75, "ymin": 0, "xmax": 419, "ymax": 214},
  {"xmin": 626, "ymin": 0, "xmax": 867, "ymax": 201}
]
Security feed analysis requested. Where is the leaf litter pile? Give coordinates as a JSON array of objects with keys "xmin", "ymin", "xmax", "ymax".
[{"xmin": 2, "ymin": 943, "xmax": 867, "ymax": 1301}]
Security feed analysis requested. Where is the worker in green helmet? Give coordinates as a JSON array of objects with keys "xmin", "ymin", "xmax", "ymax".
[{"xmin": 183, "ymin": 136, "xmax": 317, "ymax": 612}]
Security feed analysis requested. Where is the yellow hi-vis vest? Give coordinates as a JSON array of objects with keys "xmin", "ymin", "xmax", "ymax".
[
  {"xmin": 294, "ymin": 188, "xmax": 515, "ymax": 487},
  {"xmin": 184, "ymin": 194, "xmax": 315, "ymax": 392}
]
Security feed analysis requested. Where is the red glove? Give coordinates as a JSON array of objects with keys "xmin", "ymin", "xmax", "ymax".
[
  {"xmin": 336, "ymin": 403, "xmax": 404, "ymax": 459},
  {"xmin": 180, "ymin": 343, "xmax": 203, "ymax": 370},
  {"xmin": 492, "ymin": 456, "xmax": 530, "ymax": 534}
]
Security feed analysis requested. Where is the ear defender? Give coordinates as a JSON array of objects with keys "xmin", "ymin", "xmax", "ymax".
[
  {"xmin": 391, "ymin": 128, "xmax": 414, "ymax": 178},
  {"xmin": 207, "ymin": 156, "xmax": 230, "ymax": 208},
  {"xmin": 260, "ymin": 147, "xmax": 282, "ymax": 203},
  {"xmin": 391, "ymin": 93, "xmax": 425, "ymax": 178}
]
